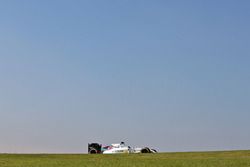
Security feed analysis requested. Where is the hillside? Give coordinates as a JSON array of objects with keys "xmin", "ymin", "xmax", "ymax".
[{"xmin": 1, "ymin": 150, "xmax": 250, "ymax": 167}]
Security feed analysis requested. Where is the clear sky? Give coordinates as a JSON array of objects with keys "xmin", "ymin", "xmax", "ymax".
[{"xmin": 0, "ymin": 0, "xmax": 250, "ymax": 153}]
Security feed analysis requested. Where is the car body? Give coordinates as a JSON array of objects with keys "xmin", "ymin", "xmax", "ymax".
[
  {"xmin": 88, "ymin": 142, "xmax": 157, "ymax": 154},
  {"xmin": 103, "ymin": 143, "xmax": 132, "ymax": 154}
]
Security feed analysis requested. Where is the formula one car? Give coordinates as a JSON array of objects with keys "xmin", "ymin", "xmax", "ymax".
[{"xmin": 88, "ymin": 142, "xmax": 157, "ymax": 154}]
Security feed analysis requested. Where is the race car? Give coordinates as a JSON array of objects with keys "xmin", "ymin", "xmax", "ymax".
[{"xmin": 88, "ymin": 142, "xmax": 157, "ymax": 154}]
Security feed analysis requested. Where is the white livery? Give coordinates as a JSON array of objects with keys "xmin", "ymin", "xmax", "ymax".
[
  {"xmin": 103, "ymin": 143, "xmax": 131, "ymax": 154},
  {"xmin": 102, "ymin": 142, "xmax": 157, "ymax": 154}
]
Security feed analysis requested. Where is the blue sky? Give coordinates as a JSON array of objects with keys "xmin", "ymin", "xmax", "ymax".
[{"xmin": 0, "ymin": 0, "xmax": 250, "ymax": 153}]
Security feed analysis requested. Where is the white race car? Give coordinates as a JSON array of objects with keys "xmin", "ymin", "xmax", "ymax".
[{"xmin": 88, "ymin": 142, "xmax": 157, "ymax": 154}]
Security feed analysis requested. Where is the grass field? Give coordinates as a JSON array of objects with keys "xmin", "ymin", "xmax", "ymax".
[{"xmin": 1, "ymin": 150, "xmax": 250, "ymax": 167}]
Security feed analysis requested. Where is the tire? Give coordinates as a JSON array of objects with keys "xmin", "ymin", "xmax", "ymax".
[
  {"xmin": 89, "ymin": 148, "xmax": 97, "ymax": 154},
  {"xmin": 151, "ymin": 149, "xmax": 157, "ymax": 153},
  {"xmin": 141, "ymin": 147, "xmax": 151, "ymax": 153}
]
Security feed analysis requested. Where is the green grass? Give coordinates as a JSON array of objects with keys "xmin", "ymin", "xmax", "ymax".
[{"xmin": 1, "ymin": 150, "xmax": 250, "ymax": 167}]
